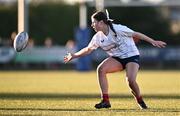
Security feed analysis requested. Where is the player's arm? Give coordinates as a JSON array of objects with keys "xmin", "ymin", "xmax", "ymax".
[
  {"xmin": 132, "ymin": 32, "xmax": 167, "ymax": 48},
  {"xmin": 64, "ymin": 46, "xmax": 94, "ymax": 63}
]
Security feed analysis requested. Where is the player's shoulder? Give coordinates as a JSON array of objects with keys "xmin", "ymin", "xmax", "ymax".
[
  {"xmin": 113, "ymin": 23, "xmax": 134, "ymax": 32},
  {"xmin": 93, "ymin": 31, "xmax": 105, "ymax": 39},
  {"xmin": 113, "ymin": 23, "xmax": 128, "ymax": 30},
  {"xmin": 96, "ymin": 31, "xmax": 104, "ymax": 35}
]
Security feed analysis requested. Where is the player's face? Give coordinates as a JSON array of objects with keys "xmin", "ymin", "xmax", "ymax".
[{"xmin": 91, "ymin": 18, "xmax": 102, "ymax": 32}]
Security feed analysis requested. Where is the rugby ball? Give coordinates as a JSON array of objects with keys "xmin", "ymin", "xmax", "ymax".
[{"xmin": 13, "ymin": 31, "xmax": 29, "ymax": 52}]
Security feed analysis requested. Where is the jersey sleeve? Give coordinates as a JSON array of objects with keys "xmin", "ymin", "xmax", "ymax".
[
  {"xmin": 114, "ymin": 24, "xmax": 134, "ymax": 37},
  {"xmin": 124, "ymin": 28, "xmax": 134, "ymax": 37},
  {"xmin": 87, "ymin": 33, "xmax": 100, "ymax": 50}
]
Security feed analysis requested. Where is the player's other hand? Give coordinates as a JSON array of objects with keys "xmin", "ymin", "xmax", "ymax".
[
  {"xmin": 64, "ymin": 52, "xmax": 73, "ymax": 63},
  {"xmin": 152, "ymin": 40, "xmax": 167, "ymax": 48}
]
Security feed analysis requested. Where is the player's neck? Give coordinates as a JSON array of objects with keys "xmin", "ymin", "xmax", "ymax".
[{"xmin": 102, "ymin": 25, "xmax": 109, "ymax": 36}]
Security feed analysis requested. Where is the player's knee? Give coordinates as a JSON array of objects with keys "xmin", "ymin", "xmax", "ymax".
[
  {"xmin": 97, "ymin": 65, "xmax": 106, "ymax": 75},
  {"xmin": 126, "ymin": 77, "xmax": 135, "ymax": 85}
]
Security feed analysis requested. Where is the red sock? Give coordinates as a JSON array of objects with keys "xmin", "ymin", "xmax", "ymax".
[{"xmin": 102, "ymin": 94, "xmax": 109, "ymax": 102}]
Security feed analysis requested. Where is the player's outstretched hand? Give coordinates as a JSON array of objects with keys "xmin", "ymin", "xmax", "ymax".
[
  {"xmin": 152, "ymin": 40, "xmax": 167, "ymax": 48},
  {"xmin": 64, "ymin": 52, "xmax": 73, "ymax": 63}
]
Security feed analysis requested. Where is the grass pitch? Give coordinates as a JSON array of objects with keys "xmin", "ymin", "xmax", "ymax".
[{"xmin": 0, "ymin": 70, "xmax": 179, "ymax": 116}]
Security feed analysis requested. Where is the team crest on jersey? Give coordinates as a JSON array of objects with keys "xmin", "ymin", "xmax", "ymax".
[{"xmin": 101, "ymin": 39, "xmax": 104, "ymax": 43}]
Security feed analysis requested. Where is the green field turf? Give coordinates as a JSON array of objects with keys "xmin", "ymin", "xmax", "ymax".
[{"xmin": 0, "ymin": 70, "xmax": 179, "ymax": 116}]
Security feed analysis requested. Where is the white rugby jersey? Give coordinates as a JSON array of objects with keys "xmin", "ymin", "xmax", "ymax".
[{"xmin": 88, "ymin": 24, "xmax": 140, "ymax": 59}]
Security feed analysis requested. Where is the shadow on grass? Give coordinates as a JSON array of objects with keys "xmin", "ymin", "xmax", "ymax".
[
  {"xmin": 0, "ymin": 93, "xmax": 179, "ymax": 100},
  {"xmin": 0, "ymin": 107, "xmax": 179, "ymax": 113},
  {"xmin": 0, "ymin": 108, "xmax": 96, "ymax": 112}
]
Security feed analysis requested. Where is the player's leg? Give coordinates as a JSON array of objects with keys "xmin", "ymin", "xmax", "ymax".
[
  {"xmin": 125, "ymin": 62, "xmax": 147, "ymax": 109},
  {"xmin": 95, "ymin": 57, "xmax": 123, "ymax": 109},
  {"xmin": 97, "ymin": 57, "xmax": 123, "ymax": 94}
]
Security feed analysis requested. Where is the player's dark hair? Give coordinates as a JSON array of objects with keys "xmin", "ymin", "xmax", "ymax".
[{"xmin": 92, "ymin": 11, "xmax": 117, "ymax": 37}]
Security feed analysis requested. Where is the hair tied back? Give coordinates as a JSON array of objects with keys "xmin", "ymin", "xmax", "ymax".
[{"xmin": 105, "ymin": 9, "xmax": 113, "ymax": 22}]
